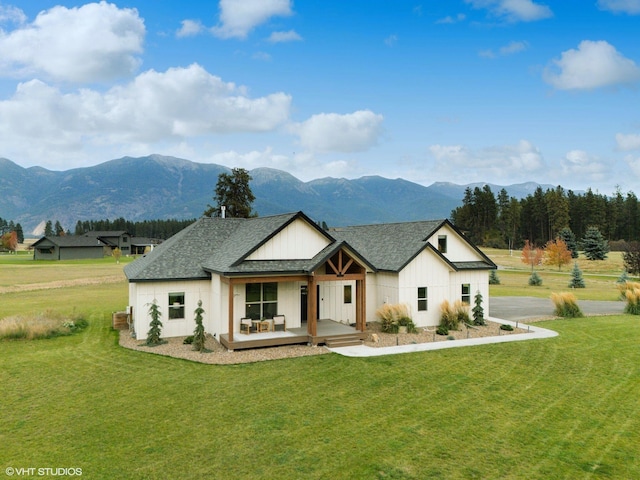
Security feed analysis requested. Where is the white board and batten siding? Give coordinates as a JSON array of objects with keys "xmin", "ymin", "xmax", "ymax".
[
  {"xmin": 130, "ymin": 280, "xmax": 211, "ymax": 340},
  {"xmin": 429, "ymin": 225, "xmax": 481, "ymax": 262},
  {"xmin": 317, "ymin": 280, "xmax": 356, "ymax": 325},
  {"xmin": 246, "ymin": 218, "xmax": 331, "ymax": 260},
  {"xmin": 398, "ymin": 249, "xmax": 452, "ymax": 327}
]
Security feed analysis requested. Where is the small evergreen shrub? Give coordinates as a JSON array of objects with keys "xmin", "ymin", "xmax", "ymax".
[
  {"xmin": 183, "ymin": 336, "xmax": 194, "ymax": 345},
  {"xmin": 145, "ymin": 300, "xmax": 165, "ymax": 346},
  {"xmin": 529, "ymin": 271, "xmax": 543, "ymax": 286},
  {"xmin": 489, "ymin": 270, "xmax": 500, "ymax": 285},
  {"xmin": 500, "ymin": 324, "xmax": 514, "ymax": 331},
  {"xmin": 551, "ymin": 292, "xmax": 583, "ymax": 318},
  {"xmin": 568, "ymin": 262, "xmax": 586, "ymax": 288},
  {"xmin": 617, "ymin": 270, "xmax": 630, "ymax": 284},
  {"xmin": 192, "ymin": 300, "xmax": 207, "ymax": 352},
  {"xmin": 397, "ymin": 316, "xmax": 418, "ymax": 334},
  {"xmin": 472, "ymin": 291, "xmax": 486, "ymax": 326},
  {"xmin": 436, "ymin": 325, "xmax": 449, "ymax": 336}
]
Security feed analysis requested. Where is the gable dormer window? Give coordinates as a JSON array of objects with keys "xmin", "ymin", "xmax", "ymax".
[{"xmin": 438, "ymin": 235, "xmax": 447, "ymax": 253}]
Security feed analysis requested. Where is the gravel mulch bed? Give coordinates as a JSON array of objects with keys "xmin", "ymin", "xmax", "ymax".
[{"xmin": 118, "ymin": 320, "xmax": 531, "ymax": 365}]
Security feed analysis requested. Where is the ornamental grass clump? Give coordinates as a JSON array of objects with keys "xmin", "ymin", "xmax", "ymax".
[
  {"xmin": 376, "ymin": 303, "xmax": 415, "ymax": 333},
  {"xmin": 439, "ymin": 300, "xmax": 470, "ymax": 330},
  {"xmin": 617, "ymin": 281, "xmax": 640, "ymax": 301},
  {"xmin": 623, "ymin": 287, "xmax": 640, "ymax": 315},
  {"xmin": 551, "ymin": 292, "xmax": 583, "ymax": 318},
  {"xmin": 0, "ymin": 312, "xmax": 88, "ymax": 340}
]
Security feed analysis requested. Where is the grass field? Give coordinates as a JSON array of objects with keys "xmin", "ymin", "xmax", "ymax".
[{"xmin": 1, "ymin": 252, "xmax": 640, "ymax": 479}]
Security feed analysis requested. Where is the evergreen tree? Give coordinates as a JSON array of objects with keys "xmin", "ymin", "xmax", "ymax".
[
  {"xmin": 558, "ymin": 227, "xmax": 579, "ymax": 258},
  {"xmin": 146, "ymin": 300, "xmax": 164, "ymax": 346},
  {"xmin": 44, "ymin": 220, "xmax": 54, "ymax": 237},
  {"xmin": 582, "ymin": 226, "xmax": 609, "ymax": 260},
  {"xmin": 54, "ymin": 220, "xmax": 65, "ymax": 236},
  {"xmin": 617, "ymin": 270, "xmax": 630, "ymax": 284},
  {"xmin": 472, "ymin": 291, "xmax": 486, "ymax": 326},
  {"xmin": 489, "ymin": 269, "xmax": 500, "ymax": 285},
  {"xmin": 568, "ymin": 262, "xmax": 586, "ymax": 288},
  {"xmin": 192, "ymin": 300, "xmax": 206, "ymax": 352},
  {"xmin": 529, "ymin": 271, "xmax": 543, "ymax": 286},
  {"xmin": 15, "ymin": 223, "xmax": 24, "ymax": 244},
  {"xmin": 204, "ymin": 168, "xmax": 256, "ymax": 218}
]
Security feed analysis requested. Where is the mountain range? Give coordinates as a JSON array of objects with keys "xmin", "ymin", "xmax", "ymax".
[{"xmin": 0, "ymin": 155, "xmax": 554, "ymax": 235}]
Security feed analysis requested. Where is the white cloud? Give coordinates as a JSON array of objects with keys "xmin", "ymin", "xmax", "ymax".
[
  {"xmin": 0, "ymin": 64, "xmax": 292, "ymax": 163},
  {"xmin": 436, "ymin": 13, "xmax": 467, "ymax": 24},
  {"xmin": 177, "ymin": 19, "xmax": 205, "ymax": 38},
  {"xmin": 267, "ymin": 30, "xmax": 302, "ymax": 43},
  {"xmin": 465, "ymin": 0, "xmax": 553, "ymax": 22},
  {"xmin": 212, "ymin": 0, "xmax": 293, "ymax": 39},
  {"xmin": 0, "ymin": 4, "xmax": 26, "ymax": 25},
  {"xmin": 384, "ymin": 35, "xmax": 398, "ymax": 47},
  {"xmin": 0, "ymin": 2, "xmax": 145, "ymax": 83},
  {"xmin": 616, "ymin": 133, "xmax": 640, "ymax": 151},
  {"xmin": 597, "ymin": 0, "xmax": 640, "ymax": 14},
  {"xmin": 480, "ymin": 40, "xmax": 528, "ymax": 58},
  {"xmin": 544, "ymin": 40, "xmax": 640, "ymax": 90},
  {"xmin": 560, "ymin": 150, "xmax": 608, "ymax": 180},
  {"xmin": 624, "ymin": 154, "xmax": 640, "ymax": 177},
  {"xmin": 429, "ymin": 140, "xmax": 545, "ymax": 182},
  {"xmin": 291, "ymin": 110, "xmax": 384, "ymax": 153}
]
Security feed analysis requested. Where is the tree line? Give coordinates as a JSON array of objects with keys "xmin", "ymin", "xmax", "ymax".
[
  {"xmin": 451, "ymin": 185, "xmax": 640, "ymax": 249},
  {"xmin": 37, "ymin": 218, "xmax": 196, "ymax": 240}
]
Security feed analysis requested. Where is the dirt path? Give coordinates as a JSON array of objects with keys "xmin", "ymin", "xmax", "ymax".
[{"xmin": 0, "ymin": 275, "xmax": 125, "ymax": 294}]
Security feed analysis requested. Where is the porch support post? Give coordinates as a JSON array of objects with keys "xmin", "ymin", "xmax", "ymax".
[
  {"xmin": 307, "ymin": 275, "xmax": 317, "ymax": 337},
  {"xmin": 356, "ymin": 276, "xmax": 366, "ymax": 332},
  {"xmin": 228, "ymin": 279, "xmax": 234, "ymax": 343}
]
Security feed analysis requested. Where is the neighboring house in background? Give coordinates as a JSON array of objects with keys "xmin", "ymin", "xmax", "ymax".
[
  {"xmin": 124, "ymin": 211, "xmax": 496, "ymax": 351},
  {"xmin": 32, "ymin": 235, "xmax": 106, "ymax": 260},
  {"xmin": 33, "ymin": 231, "xmax": 159, "ymax": 260}
]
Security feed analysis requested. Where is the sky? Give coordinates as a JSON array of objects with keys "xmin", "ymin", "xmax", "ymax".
[{"xmin": 0, "ymin": 0, "xmax": 639, "ymax": 193}]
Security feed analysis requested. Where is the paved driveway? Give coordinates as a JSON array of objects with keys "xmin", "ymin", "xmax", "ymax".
[{"xmin": 489, "ymin": 296, "xmax": 625, "ymax": 321}]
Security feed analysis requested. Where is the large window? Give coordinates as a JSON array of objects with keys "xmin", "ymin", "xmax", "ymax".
[
  {"xmin": 168, "ymin": 292, "xmax": 185, "ymax": 320},
  {"xmin": 461, "ymin": 284, "xmax": 471, "ymax": 304},
  {"xmin": 418, "ymin": 287, "xmax": 428, "ymax": 311},
  {"xmin": 246, "ymin": 282, "xmax": 278, "ymax": 319}
]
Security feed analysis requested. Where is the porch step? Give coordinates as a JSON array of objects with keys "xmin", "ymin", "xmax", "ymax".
[{"xmin": 324, "ymin": 335, "xmax": 364, "ymax": 348}]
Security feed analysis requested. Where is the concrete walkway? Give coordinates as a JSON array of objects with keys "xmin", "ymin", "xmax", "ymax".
[{"xmin": 328, "ymin": 296, "xmax": 624, "ymax": 358}]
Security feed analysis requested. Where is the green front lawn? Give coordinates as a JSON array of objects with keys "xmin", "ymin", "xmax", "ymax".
[{"xmin": 2, "ymin": 254, "xmax": 640, "ymax": 478}]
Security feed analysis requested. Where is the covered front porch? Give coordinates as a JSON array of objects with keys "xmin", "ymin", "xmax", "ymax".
[
  {"xmin": 220, "ymin": 319, "xmax": 367, "ymax": 351},
  {"xmin": 221, "ymin": 245, "xmax": 370, "ymax": 351}
]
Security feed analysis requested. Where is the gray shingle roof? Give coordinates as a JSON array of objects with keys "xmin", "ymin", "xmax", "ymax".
[
  {"xmin": 32, "ymin": 236, "xmax": 105, "ymax": 248},
  {"xmin": 124, "ymin": 213, "xmax": 495, "ymax": 282},
  {"xmin": 329, "ymin": 220, "xmax": 444, "ymax": 271}
]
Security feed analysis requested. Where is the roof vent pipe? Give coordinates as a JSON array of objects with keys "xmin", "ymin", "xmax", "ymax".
[{"xmin": 221, "ymin": 205, "xmax": 226, "ymax": 219}]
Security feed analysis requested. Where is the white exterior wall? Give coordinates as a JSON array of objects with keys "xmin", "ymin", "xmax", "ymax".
[
  {"xmin": 247, "ymin": 219, "xmax": 330, "ymax": 260},
  {"xmin": 398, "ymin": 250, "xmax": 452, "ymax": 327},
  {"xmin": 448, "ymin": 270, "xmax": 490, "ymax": 313},
  {"xmin": 130, "ymin": 280, "xmax": 211, "ymax": 340},
  {"xmin": 318, "ymin": 280, "xmax": 356, "ymax": 324},
  {"xmin": 365, "ymin": 272, "xmax": 399, "ymax": 324},
  {"xmin": 429, "ymin": 225, "xmax": 482, "ymax": 262}
]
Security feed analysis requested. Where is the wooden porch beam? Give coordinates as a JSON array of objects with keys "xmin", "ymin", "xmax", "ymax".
[{"xmin": 314, "ymin": 273, "xmax": 365, "ymax": 282}]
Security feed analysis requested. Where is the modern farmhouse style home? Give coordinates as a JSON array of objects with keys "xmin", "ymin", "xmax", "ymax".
[{"xmin": 124, "ymin": 211, "xmax": 496, "ymax": 350}]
